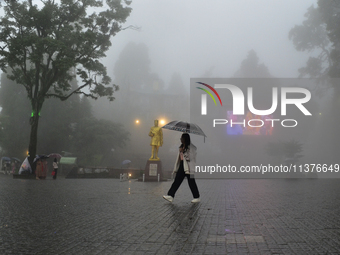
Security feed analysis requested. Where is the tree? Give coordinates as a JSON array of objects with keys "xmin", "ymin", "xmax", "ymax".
[
  {"xmin": 167, "ymin": 72, "xmax": 184, "ymax": 92},
  {"xmin": 288, "ymin": 2, "xmax": 340, "ymax": 98},
  {"xmin": 0, "ymin": 71, "xmax": 129, "ymax": 164},
  {"xmin": 0, "ymin": 72, "xmax": 30, "ymax": 158},
  {"xmin": 0, "ymin": 69, "xmax": 81, "ymax": 158},
  {"xmin": 289, "ymin": 1, "xmax": 340, "ymax": 162},
  {"xmin": 113, "ymin": 42, "xmax": 151, "ymax": 89},
  {"xmin": 36, "ymin": 77, "xmax": 80, "ymax": 154},
  {"xmin": 234, "ymin": 50, "xmax": 271, "ymax": 78},
  {"xmin": 265, "ymin": 139, "xmax": 304, "ymax": 165},
  {"xmin": 0, "ymin": 0, "xmax": 132, "ymax": 166},
  {"xmin": 112, "ymin": 42, "xmax": 164, "ymax": 91},
  {"xmin": 288, "ymin": 4, "xmax": 331, "ymax": 80},
  {"xmin": 72, "ymin": 117, "xmax": 129, "ymax": 166},
  {"xmin": 92, "ymin": 42, "xmax": 164, "ymax": 122},
  {"xmin": 318, "ymin": 0, "xmax": 340, "ymax": 81}
]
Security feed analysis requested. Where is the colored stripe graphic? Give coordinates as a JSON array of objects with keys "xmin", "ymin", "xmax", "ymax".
[
  {"xmin": 196, "ymin": 82, "xmax": 223, "ymax": 106},
  {"xmin": 196, "ymin": 87, "xmax": 216, "ymax": 105}
]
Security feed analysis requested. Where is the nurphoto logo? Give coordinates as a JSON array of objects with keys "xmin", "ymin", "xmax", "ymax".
[{"xmin": 196, "ymin": 81, "xmax": 312, "ymax": 128}]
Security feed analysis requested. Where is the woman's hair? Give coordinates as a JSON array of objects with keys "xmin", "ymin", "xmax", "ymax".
[{"xmin": 181, "ymin": 133, "xmax": 191, "ymax": 150}]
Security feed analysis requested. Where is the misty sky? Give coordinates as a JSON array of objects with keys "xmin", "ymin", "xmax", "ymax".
[
  {"xmin": 0, "ymin": 0, "xmax": 319, "ymax": 87},
  {"xmin": 103, "ymin": 0, "xmax": 318, "ymax": 86}
]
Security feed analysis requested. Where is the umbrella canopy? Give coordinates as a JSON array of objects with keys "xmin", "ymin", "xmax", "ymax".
[
  {"xmin": 162, "ymin": 121, "xmax": 207, "ymax": 138},
  {"xmin": 121, "ymin": 160, "xmax": 131, "ymax": 165},
  {"xmin": 11, "ymin": 157, "xmax": 21, "ymax": 163},
  {"xmin": 33, "ymin": 154, "xmax": 49, "ymax": 162},
  {"xmin": 48, "ymin": 153, "xmax": 62, "ymax": 159},
  {"xmin": 1, "ymin": 157, "xmax": 11, "ymax": 162}
]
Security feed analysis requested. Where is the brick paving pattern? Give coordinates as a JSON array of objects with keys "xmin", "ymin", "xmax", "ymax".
[{"xmin": 0, "ymin": 175, "xmax": 340, "ymax": 254}]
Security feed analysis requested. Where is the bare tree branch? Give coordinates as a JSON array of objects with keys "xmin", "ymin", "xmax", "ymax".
[{"xmin": 46, "ymin": 80, "xmax": 92, "ymax": 101}]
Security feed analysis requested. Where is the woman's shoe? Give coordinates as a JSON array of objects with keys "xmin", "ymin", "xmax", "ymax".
[
  {"xmin": 163, "ymin": 195, "xmax": 174, "ymax": 202},
  {"xmin": 191, "ymin": 198, "xmax": 200, "ymax": 203}
]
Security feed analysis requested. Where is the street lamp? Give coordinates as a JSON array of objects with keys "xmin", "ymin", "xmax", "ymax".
[
  {"xmin": 159, "ymin": 119, "xmax": 166, "ymax": 126},
  {"xmin": 135, "ymin": 119, "xmax": 140, "ymax": 124}
]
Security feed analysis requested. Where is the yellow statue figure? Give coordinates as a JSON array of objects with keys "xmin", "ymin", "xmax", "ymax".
[{"xmin": 149, "ymin": 120, "xmax": 163, "ymax": 160}]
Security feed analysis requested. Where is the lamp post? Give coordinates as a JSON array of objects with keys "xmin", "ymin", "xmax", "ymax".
[{"xmin": 159, "ymin": 119, "xmax": 166, "ymax": 126}]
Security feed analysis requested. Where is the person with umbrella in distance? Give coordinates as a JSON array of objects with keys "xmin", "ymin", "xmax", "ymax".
[
  {"xmin": 48, "ymin": 154, "xmax": 61, "ymax": 179},
  {"xmin": 52, "ymin": 158, "xmax": 58, "ymax": 180},
  {"xmin": 163, "ymin": 133, "xmax": 200, "ymax": 203}
]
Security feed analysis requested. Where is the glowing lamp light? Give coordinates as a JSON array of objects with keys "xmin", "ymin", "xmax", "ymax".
[
  {"xmin": 159, "ymin": 119, "xmax": 166, "ymax": 126},
  {"xmin": 135, "ymin": 119, "xmax": 140, "ymax": 124},
  {"xmin": 128, "ymin": 173, "xmax": 132, "ymax": 177}
]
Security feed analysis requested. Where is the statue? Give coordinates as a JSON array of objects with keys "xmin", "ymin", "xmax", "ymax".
[{"xmin": 149, "ymin": 120, "xmax": 163, "ymax": 160}]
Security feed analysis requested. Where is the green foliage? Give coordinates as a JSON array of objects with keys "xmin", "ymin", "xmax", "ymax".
[
  {"xmin": 265, "ymin": 139, "xmax": 304, "ymax": 163},
  {"xmin": 288, "ymin": 1, "xmax": 340, "ymax": 162},
  {"xmin": 282, "ymin": 140, "xmax": 303, "ymax": 159},
  {"xmin": 318, "ymin": 0, "xmax": 340, "ymax": 80},
  {"xmin": 0, "ymin": 70, "xmax": 79, "ymax": 158},
  {"xmin": 0, "ymin": 72, "xmax": 129, "ymax": 164},
  {"xmin": 264, "ymin": 141, "xmax": 284, "ymax": 158},
  {"xmin": 72, "ymin": 117, "xmax": 130, "ymax": 165},
  {"xmin": 0, "ymin": 0, "xmax": 132, "ymax": 102},
  {"xmin": 289, "ymin": 4, "xmax": 331, "ymax": 80},
  {"xmin": 289, "ymin": 5, "xmax": 329, "ymax": 53},
  {"xmin": 0, "ymin": 72, "xmax": 30, "ymax": 158},
  {"xmin": 0, "ymin": 0, "xmax": 132, "ymax": 160}
]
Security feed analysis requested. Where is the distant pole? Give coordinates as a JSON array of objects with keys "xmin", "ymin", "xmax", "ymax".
[
  {"xmin": 143, "ymin": 174, "xmax": 145, "ymax": 182},
  {"xmin": 157, "ymin": 173, "xmax": 160, "ymax": 182}
]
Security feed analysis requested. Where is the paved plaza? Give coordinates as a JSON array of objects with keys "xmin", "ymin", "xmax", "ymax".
[{"xmin": 0, "ymin": 174, "xmax": 340, "ymax": 254}]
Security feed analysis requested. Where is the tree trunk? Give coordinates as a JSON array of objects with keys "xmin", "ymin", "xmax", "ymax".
[{"xmin": 28, "ymin": 114, "xmax": 39, "ymax": 173}]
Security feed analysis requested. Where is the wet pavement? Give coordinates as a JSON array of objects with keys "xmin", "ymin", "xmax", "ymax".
[{"xmin": 0, "ymin": 174, "xmax": 340, "ymax": 254}]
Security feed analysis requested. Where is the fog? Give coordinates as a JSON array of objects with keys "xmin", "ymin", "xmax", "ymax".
[
  {"xmin": 3, "ymin": 0, "xmax": 338, "ymax": 177},
  {"xmin": 103, "ymin": 0, "xmax": 317, "ymax": 82},
  {"xmin": 92, "ymin": 0, "xmax": 339, "ymax": 175}
]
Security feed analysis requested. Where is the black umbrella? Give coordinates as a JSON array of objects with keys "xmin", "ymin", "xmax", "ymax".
[
  {"xmin": 33, "ymin": 154, "xmax": 49, "ymax": 162},
  {"xmin": 162, "ymin": 120, "xmax": 207, "ymax": 141}
]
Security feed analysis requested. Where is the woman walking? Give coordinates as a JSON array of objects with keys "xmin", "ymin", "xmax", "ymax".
[
  {"xmin": 163, "ymin": 133, "xmax": 200, "ymax": 203},
  {"xmin": 52, "ymin": 158, "xmax": 58, "ymax": 180}
]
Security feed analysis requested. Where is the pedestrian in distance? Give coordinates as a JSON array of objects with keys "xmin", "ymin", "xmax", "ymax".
[
  {"xmin": 35, "ymin": 159, "xmax": 46, "ymax": 180},
  {"xmin": 52, "ymin": 158, "xmax": 58, "ymax": 180},
  {"xmin": 11, "ymin": 161, "xmax": 16, "ymax": 174},
  {"xmin": 163, "ymin": 133, "xmax": 200, "ymax": 203}
]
